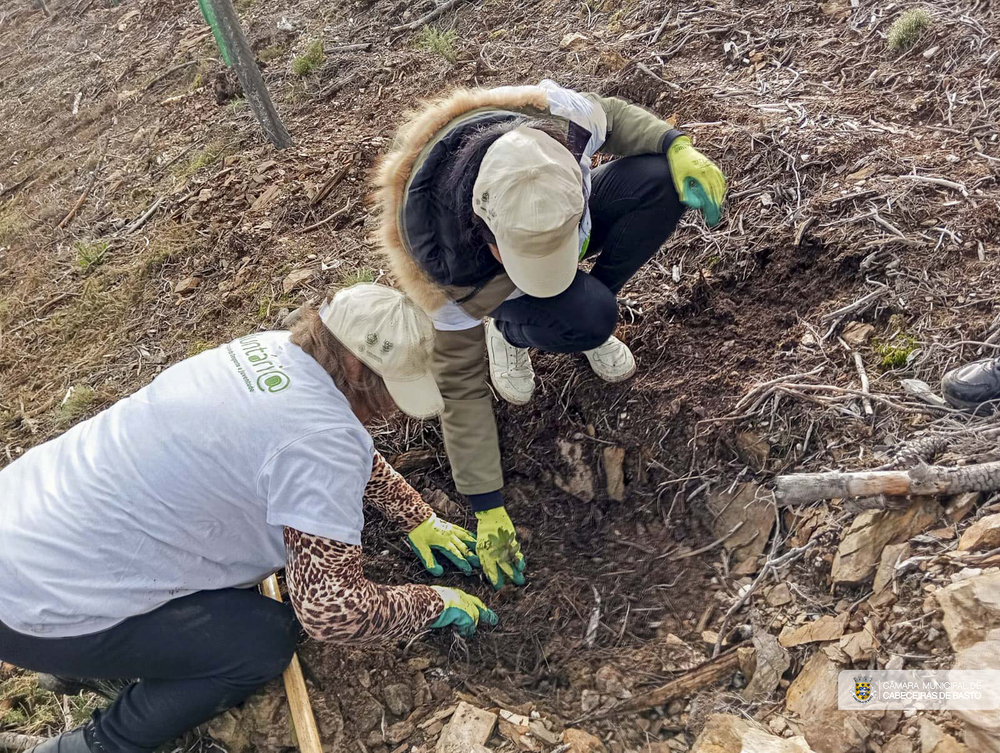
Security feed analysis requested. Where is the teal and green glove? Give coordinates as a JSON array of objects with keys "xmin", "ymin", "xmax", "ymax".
[
  {"xmin": 407, "ymin": 513, "xmax": 480, "ymax": 576},
  {"xmin": 475, "ymin": 506, "xmax": 527, "ymax": 590},
  {"xmin": 667, "ymin": 136, "xmax": 727, "ymax": 228},
  {"xmin": 430, "ymin": 586, "xmax": 498, "ymax": 637}
]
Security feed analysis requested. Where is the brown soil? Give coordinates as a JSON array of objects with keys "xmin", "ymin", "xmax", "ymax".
[{"xmin": 2, "ymin": 0, "xmax": 1000, "ymax": 751}]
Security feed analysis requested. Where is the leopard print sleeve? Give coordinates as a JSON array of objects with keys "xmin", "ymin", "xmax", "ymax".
[
  {"xmin": 363, "ymin": 450, "xmax": 434, "ymax": 534},
  {"xmin": 283, "ymin": 527, "xmax": 444, "ymax": 644}
]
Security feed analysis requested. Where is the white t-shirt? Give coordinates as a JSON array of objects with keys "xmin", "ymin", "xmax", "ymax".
[{"xmin": 0, "ymin": 332, "xmax": 373, "ymax": 638}]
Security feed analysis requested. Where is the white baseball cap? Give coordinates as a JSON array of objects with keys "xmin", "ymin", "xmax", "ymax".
[
  {"xmin": 472, "ymin": 127, "xmax": 584, "ymax": 298},
  {"xmin": 320, "ymin": 284, "xmax": 444, "ymax": 419}
]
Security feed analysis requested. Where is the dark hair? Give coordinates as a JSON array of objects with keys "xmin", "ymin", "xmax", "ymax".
[{"xmin": 448, "ymin": 117, "xmax": 571, "ymax": 249}]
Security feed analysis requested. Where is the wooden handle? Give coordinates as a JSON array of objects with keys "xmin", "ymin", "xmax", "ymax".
[{"xmin": 261, "ymin": 575, "xmax": 324, "ymax": 753}]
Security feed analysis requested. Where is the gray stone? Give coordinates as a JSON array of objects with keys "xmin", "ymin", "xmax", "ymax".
[{"xmin": 383, "ymin": 682, "xmax": 413, "ymax": 717}]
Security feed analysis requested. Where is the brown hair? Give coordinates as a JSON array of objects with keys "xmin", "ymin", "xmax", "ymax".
[{"xmin": 290, "ymin": 306, "xmax": 396, "ymax": 422}]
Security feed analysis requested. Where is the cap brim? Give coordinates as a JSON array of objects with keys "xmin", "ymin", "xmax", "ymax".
[
  {"xmin": 384, "ymin": 372, "xmax": 444, "ymax": 420},
  {"xmin": 499, "ymin": 228, "xmax": 579, "ymax": 299}
]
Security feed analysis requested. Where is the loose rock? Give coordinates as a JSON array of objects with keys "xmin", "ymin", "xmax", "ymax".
[
  {"xmin": 580, "ymin": 689, "xmax": 601, "ymax": 713},
  {"xmin": 842, "ymin": 322, "xmax": 874, "ymax": 346},
  {"xmin": 603, "ymin": 446, "xmax": 626, "ymax": 501},
  {"xmin": 831, "ymin": 499, "xmax": 939, "ymax": 585},
  {"xmin": 350, "ymin": 691, "xmax": 384, "ymax": 734},
  {"xmin": 436, "ymin": 702, "xmax": 497, "ymax": 753},
  {"xmin": 958, "ymin": 513, "xmax": 1000, "ymax": 552},
  {"xmin": 707, "ymin": 483, "xmax": 774, "ymax": 568},
  {"xmin": 174, "ymin": 276, "xmax": 200, "ymax": 295},
  {"xmin": 918, "ymin": 719, "xmax": 967, "ymax": 753},
  {"xmin": 779, "ymin": 613, "xmax": 850, "ymax": 647},
  {"xmin": 207, "ymin": 688, "xmax": 294, "ymax": 753},
  {"xmin": 690, "ymin": 714, "xmax": 813, "ymax": 752},
  {"xmin": 883, "ymin": 735, "xmax": 914, "ymax": 753},
  {"xmin": 952, "ymin": 628, "xmax": 1000, "ymax": 752},
  {"xmin": 386, "ymin": 719, "xmax": 415, "ymax": 745},
  {"xmin": 553, "ymin": 439, "xmax": 595, "ymax": 502},
  {"xmin": 874, "ymin": 543, "xmax": 910, "ymax": 594},
  {"xmin": 559, "ymin": 32, "xmax": 590, "ymax": 51},
  {"xmin": 946, "ymin": 492, "xmax": 980, "ymax": 524},
  {"xmin": 282, "ymin": 268, "xmax": 314, "ymax": 294},
  {"xmin": 563, "ymin": 728, "xmax": 607, "ymax": 753},
  {"xmin": 743, "ymin": 631, "xmax": 790, "ymax": 701},
  {"xmin": 785, "ymin": 652, "xmax": 871, "ymax": 753},
  {"xmin": 383, "ymin": 683, "xmax": 413, "ymax": 717},
  {"xmin": 936, "ymin": 572, "xmax": 1000, "ymax": 651},
  {"xmin": 595, "ymin": 665, "xmax": 630, "ymax": 699},
  {"xmin": 766, "ymin": 583, "xmax": 793, "ymax": 607}
]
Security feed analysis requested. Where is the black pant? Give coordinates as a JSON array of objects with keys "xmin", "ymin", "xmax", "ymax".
[
  {"xmin": 0, "ymin": 589, "xmax": 298, "ymax": 753},
  {"xmin": 493, "ymin": 153, "xmax": 684, "ymax": 352}
]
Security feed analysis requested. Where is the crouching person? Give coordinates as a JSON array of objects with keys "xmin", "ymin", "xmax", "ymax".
[{"xmin": 0, "ymin": 284, "xmax": 494, "ymax": 753}]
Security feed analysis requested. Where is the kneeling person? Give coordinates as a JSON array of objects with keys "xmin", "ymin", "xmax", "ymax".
[
  {"xmin": 0, "ymin": 284, "xmax": 493, "ymax": 753},
  {"xmin": 376, "ymin": 79, "xmax": 727, "ymax": 589}
]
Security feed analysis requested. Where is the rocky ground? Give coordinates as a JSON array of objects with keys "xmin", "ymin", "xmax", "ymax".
[{"xmin": 2, "ymin": 0, "xmax": 1000, "ymax": 751}]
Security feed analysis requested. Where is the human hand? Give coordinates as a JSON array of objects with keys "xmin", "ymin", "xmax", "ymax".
[
  {"xmin": 475, "ymin": 506, "xmax": 527, "ymax": 590},
  {"xmin": 429, "ymin": 586, "xmax": 498, "ymax": 637},
  {"xmin": 407, "ymin": 513, "xmax": 480, "ymax": 576},
  {"xmin": 667, "ymin": 136, "xmax": 727, "ymax": 227}
]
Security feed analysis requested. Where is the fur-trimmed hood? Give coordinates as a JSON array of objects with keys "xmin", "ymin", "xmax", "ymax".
[{"xmin": 374, "ymin": 85, "xmax": 550, "ymax": 313}]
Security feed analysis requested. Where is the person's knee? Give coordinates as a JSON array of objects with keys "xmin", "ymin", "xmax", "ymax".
[
  {"xmin": 574, "ymin": 291, "xmax": 618, "ymax": 350},
  {"xmin": 228, "ymin": 601, "xmax": 297, "ymax": 686}
]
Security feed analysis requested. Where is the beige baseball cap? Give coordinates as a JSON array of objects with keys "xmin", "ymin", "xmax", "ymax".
[
  {"xmin": 472, "ymin": 127, "xmax": 584, "ymax": 298},
  {"xmin": 320, "ymin": 284, "xmax": 444, "ymax": 419}
]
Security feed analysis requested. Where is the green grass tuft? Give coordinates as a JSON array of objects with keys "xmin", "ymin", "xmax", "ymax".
[
  {"xmin": 0, "ymin": 673, "xmax": 103, "ymax": 735},
  {"xmin": 416, "ymin": 26, "xmax": 458, "ymax": 63},
  {"xmin": 175, "ymin": 140, "xmax": 229, "ymax": 178},
  {"xmin": 888, "ymin": 8, "xmax": 931, "ymax": 51},
  {"xmin": 258, "ymin": 44, "xmax": 285, "ymax": 63},
  {"xmin": 75, "ymin": 240, "xmax": 110, "ymax": 271},
  {"xmin": 292, "ymin": 40, "xmax": 325, "ymax": 76},
  {"xmin": 873, "ymin": 334, "xmax": 918, "ymax": 369},
  {"xmin": 57, "ymin": 385, "xmax": 96, "ymax": 426},
  {"xmin": 186, "ymin": 339, "xmax": 214, "ymax": 357},
  {"xmin": 339, "ymin": 267, "xmax": 376, "ymax": 288}
]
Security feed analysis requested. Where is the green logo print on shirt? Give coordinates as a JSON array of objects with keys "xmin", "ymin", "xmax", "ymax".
[{"xmin": 226, "ymin": 335, "xmax": 292, "ymax": 394}]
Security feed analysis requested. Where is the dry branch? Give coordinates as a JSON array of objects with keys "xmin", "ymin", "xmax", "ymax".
[
  {"xmin": 852, "ymin": 351, "xmax": 873, "ymax": 416},
  {"xmin": 821, "ymin": 286, "xmax": 889, "ymax": 323},
  {"xmin": 124, "ymin": 197, "xmax": 164, "ymax": 235},
  {"xmin": 586, "ymin": 647, "xmax": 742, "ymax": 719},
  {"xmin": 392, "ymin": 0, "xmax": 469, "ymax": 32},
  {"xmin": 774, "ymin": 460, "xmax": 1000, "ymax": 506},
  {"xmin": 58, "ymin": 170, "xmax": 99, "ymax": 229}
]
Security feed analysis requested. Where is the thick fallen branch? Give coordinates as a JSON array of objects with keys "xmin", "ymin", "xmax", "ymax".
[
  {"xmin": 583, "ymin": 647, "xmax": 742, "ymax": 720},
  {"xmin": 0, "ymin": 732, "xmax": 45, "ymax": 752},
  {"xmin": 774, "ymin": 460, "xmax": 1000, "ymax": 506}
]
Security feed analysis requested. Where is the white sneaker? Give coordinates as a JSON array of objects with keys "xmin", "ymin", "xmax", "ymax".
[
  {"xmin": 485, "ymin": 319, "xmax": 535, "ymax": 405},
  {"xmin": 584, "ymin": 336, "xmax": 636, "ymax": 382}
]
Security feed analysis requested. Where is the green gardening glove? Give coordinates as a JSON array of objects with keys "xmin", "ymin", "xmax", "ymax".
[
  {"xmin": 430, "ymin": 586, "xmax": 498, "ymax": 638},
  {"xmin": 666, "ymin": 136, "xmax": 727, "ymax": 227},
  {"xmin": 475, "ymin": 506, "xmax": 527, "ymax": 590},
  {"xmin": 407, "ymin": 513, "xmax": 480, "ymax": 576}
]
